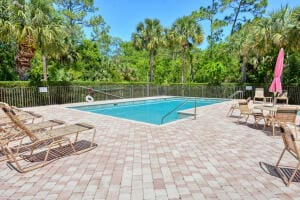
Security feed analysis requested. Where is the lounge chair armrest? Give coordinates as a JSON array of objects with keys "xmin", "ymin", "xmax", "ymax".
[
  {"xmin": 285, "ymin": 122, "xmax": 299, "ymax": 139},
  {"xmin": 49, "ymin": 119, "xmax": 65, "ymax": 125},
  {"xmin": 75, "ymin": 123, "xmax": 95, "ymax": 129},
  {"xmin": 24, "ymin": 111, "xmax": 43, "ymax": 118}
]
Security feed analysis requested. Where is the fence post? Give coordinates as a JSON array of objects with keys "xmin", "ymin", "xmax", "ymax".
[
  {"xmin": 105, "ymin": 84, "xmax": 108, "ymax": 100},
  {"xmin": 20, "ymin": 87, "xmax": 24, "ymax": 107}
]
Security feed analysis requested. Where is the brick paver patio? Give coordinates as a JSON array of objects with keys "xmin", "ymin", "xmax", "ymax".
[{"xmin": 1, "ymin": 99, "xmax": 300, "ymax": 200}]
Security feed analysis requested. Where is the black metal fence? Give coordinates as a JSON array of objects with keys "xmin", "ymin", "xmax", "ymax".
[{"xmin": 0, "ymin": 84, "xmax": 299, "ymax": 107}]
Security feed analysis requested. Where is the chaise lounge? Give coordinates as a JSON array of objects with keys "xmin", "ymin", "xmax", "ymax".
[{"xmin": 0, "ymin": 103, "xmax": 96, "ymax": 172}]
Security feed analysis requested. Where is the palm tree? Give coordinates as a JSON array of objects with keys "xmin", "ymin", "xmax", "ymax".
[
  {"xmin": 252, "ymin": 7, "xmax": 298, "ymax": 78},
  {"xmin": 132, "ymin": 18, "xmax": 164, "ymax": 82},
  {"xmin": 0, "ymin": 0, "xmax": 66, "ymax": 80},
  {"xmin": 288, "ymin": 7, "xmax": 300, "ymax": 51},
  {"xmin": 269, "ymin": 6, "xmax": 300, "ymax": 52},
  {"xmin": 254, "ymin": 6, "xmax": 299, "ymax": 53},
  {"xmin": 32, "ymin": 0, "xmax": 66, "ymax": 80},
  {"xmin": 228, "ymin": 22, "xmax": 257, "ymax": 82},
  {"xmin": 169, "ymin": 16, "xmax": 204, "ymax": 83},
  {"xmin": 1, "ymin": 0, "xmax": 37, "ymax": 80}
]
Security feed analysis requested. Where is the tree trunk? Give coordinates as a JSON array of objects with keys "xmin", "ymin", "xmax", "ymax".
[
  {"xmin": 189, "ymin": 54, "xmax": 193, "ymax": 82},
  {"xmin": 241, "ymin": 55, "xmax": 247, "ymax": 82},
  {"xmin": 230, "ymin": 0, "xmax": 242, "ymax": 35},
  {"xmin": 209, "ymin": 0, "xmax": 215, "ymax": 57},
  {"xmin": 149, "ymin": 49, "xmax": 154, "ymax": 82},
  {"xmin": 15, "ymin": 35, "xmax": 35, "ymax": 80},
  {"xmin": 181, "ymin": 45, "xmax": 187, "ymax": 83},
  {"xmin": 42, "ymin": 54, "xmax": 48, "ymax": 81}
]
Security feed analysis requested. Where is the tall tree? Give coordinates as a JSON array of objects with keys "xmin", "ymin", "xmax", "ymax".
[
  {"xmin": 270, "ymin": 6, "xmax": 298, "ymax": 50},
  {"xmin": 228, "ymin": 22, "xmax": 257, "ymax": 82},
  {"xmin": 0, "ymin": 0, "xmax": 66, "ymax": 80},
  {"xmin": 32, "ymin": 0, "xmax": 66, "ymax": 81},
  {"xmin": 222, "ymin": 0, "xmax": 267, "ymax": 34},
  {"xmin": 288, "ymin": 7, "xmax": 300, "ymax": 51},
  {"xmin": 0, "ymin": 0, "xmax": 36, "ymax": 80},
  {"xmin": 169, "ymin": 16, "xmax": 204, "ymax": 83},
  {"xmin": 89, "ymin": 15, "xmax": 112, "ymax": 57},
  {"xmin": 54, "ymin": 0, "xmax": 98, "ymax": 63},
  {"xmin": 191, "ymin": 0, "xmax": 225, "ymax": 56},
  {"xmin": 132, "ymin": 18, "xmax": 164, "ymax": 82}
]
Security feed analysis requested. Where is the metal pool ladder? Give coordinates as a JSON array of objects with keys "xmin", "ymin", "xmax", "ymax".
[{"xmin": 160, "ymin": 98, "xmax": 197, "ymax": 124}]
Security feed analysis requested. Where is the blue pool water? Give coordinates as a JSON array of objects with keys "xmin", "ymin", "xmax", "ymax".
[{"xmin": 70, "ymin": 98, "xmax": 225, "ymax": 125}]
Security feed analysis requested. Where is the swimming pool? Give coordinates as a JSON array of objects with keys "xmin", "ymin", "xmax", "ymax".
[{"xmin": 70, "ymin": 97, "xmax": 226, "ymax": 125}]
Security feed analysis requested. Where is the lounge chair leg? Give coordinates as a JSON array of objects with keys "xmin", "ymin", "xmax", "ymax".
[
  {"xmin": 69, "ymin": 140, "xmax": 76, "ymax": 154},
  {"xmin": 44, "ymin": 145, "xmax": 52, "ymax": 164},
  {"xmin": 275, "ymin": 148, "xmax": 286, "ymax": 167},
  {"xmin": 226, "ymin": 108, "xmax": 231, "ymax": 117},
  {"xmin": 5, "ymin": 146, "xmax": 25, "ymax": 173},
  {"xmin": 90, "ymin": 128, "xmax": 96, "ymax": 147},
  {"xmin": 227, "ymin": 107, "xmax": 234, "ymax": 117},
  {"xmin": 275, "ymin": 148, "xmax": 287, "ymax": 185},
  {"xmin": 287, "ymin": 162, "xmax": 300, "ymax": 186},
  {"xmin": 272, "ymin": 122, "xmax": 275, "ymax": 137},
  {"xmin": 75, "ymin": 132, "xmax": 79, "ymax": 142},
  {"xmin": 262, "ymin": 118, "xmax": 266, "ymax": 129},
  {"xmin": 245, "ymin": 115, "xmax": 249, "ymax": 125}
]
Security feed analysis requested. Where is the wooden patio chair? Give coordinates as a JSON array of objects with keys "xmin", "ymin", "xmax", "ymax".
[
  {"xmin": 0, "ymin": 104, "xmax": 96, "ymax": 173},
  {"xmin": 227, "ymin": 97, "xmax": 251, "ymax": 117},
  {"xmin": 275, "ymin": 125, "xmax": 300, "ymax": 186},
  {"xmin": 265, "ymin": 106, "xmax": 298, "ymax": 137},
  {"xmin": 274, "ymin": 91, "xmax": 289, "ymax": 104},
  {"xmin": 237, "ymin": 101, "xmax": 265, "ymax": 127}
]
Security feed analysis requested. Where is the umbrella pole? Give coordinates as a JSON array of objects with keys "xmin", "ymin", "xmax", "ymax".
[{"xmin": 273, "ymin": 92, "xmax": 277, "ymax": 105}]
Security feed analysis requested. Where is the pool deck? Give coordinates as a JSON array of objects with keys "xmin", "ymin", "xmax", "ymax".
[{"xmin": 1, "ymin": 98, "xmax": 300, "ymax": 199}]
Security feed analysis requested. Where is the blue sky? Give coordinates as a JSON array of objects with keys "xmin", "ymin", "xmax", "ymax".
[{"xmin": 94, "ymin": 0, "xmax": 300, "ymax": 48}]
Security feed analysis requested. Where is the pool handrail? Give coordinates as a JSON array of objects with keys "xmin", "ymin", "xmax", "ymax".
[
  {"xmin": 160, "ymin": 98, "xmax": 197, "ymax": 124},
  {"xmin": 228, "ymin": 90, "xmax": 244, "ymax": 99},
  {"xmin": 79, "ymin": 86, "xmax": 124, "ymax": 99}
]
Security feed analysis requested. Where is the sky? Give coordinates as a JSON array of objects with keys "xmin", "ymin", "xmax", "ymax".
[{"xmin": 93, "ymin": 0, "xmax": 300, "ymax": 48}]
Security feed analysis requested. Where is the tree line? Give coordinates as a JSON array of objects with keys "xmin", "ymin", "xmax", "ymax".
[{"xmin": 0, "ymin": 0, "xmax": 299, "ymax": 85}]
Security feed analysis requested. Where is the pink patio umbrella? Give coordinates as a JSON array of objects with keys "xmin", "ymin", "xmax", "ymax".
[{"xmin": 269, "ymin": 48, "xmax": 284, "ymax": 95}]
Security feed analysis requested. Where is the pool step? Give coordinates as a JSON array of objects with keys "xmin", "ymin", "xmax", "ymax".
[{"xmin": 177, "ymin": 111, "xmax": 196, "ymax": 119}]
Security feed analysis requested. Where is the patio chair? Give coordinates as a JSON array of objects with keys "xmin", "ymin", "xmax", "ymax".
[
  {"xmin": 0, "ymin": 103, "xmax": 65, "ymax": 145},
  {"xmin": 237, "ymin": 101, "xmax": 265, "ymax": 127},
  {"xmin": 275, "ymin": 125, "xmax": 300, "ymax": 186},
  {"xmin": 253, "ymin": 88, "xmax": 266, "ymax": 103},
  {"xmin": 265, "ymin": 106, "xmax": 299, "ymax": 137},
  {"xmin": 0, "ymin": 103, "xmax": 96, "ymax": 173},
  {"xmin": 0, "ymin": 119, "xmax": 66, "ymax": 143},
  {"xmin": 274, "ymin": 91, "xmax": 289, "ymax": 104},
  {"xmin": 0, "ymin": 103, "xmax": 43, "ymax": 127},
  {"xmin": 227, "ymin": 97, "xmax": 251, "ymax": 117},
  {"xmin": 253, "ymin": 88, "xmax": 273, "ymax": 103},
  {"xmin": 0, "ymin": 119, "xmax": 66, "ymax": 161}
]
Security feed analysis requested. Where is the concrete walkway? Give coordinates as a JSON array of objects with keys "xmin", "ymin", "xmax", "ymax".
[{"xmin": 0, "ymin": 99, "xmax": 300, "ymax": 200}]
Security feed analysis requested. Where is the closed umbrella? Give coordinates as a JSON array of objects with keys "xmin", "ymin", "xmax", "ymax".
[{"xmin": 269, "ymin": 48, "xmax": 284, "ymax": 95}]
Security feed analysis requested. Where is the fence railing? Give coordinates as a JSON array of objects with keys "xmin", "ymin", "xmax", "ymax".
[{"xmin": 0, "ymin": 84, "xmax": 299, "ymax": 107}]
